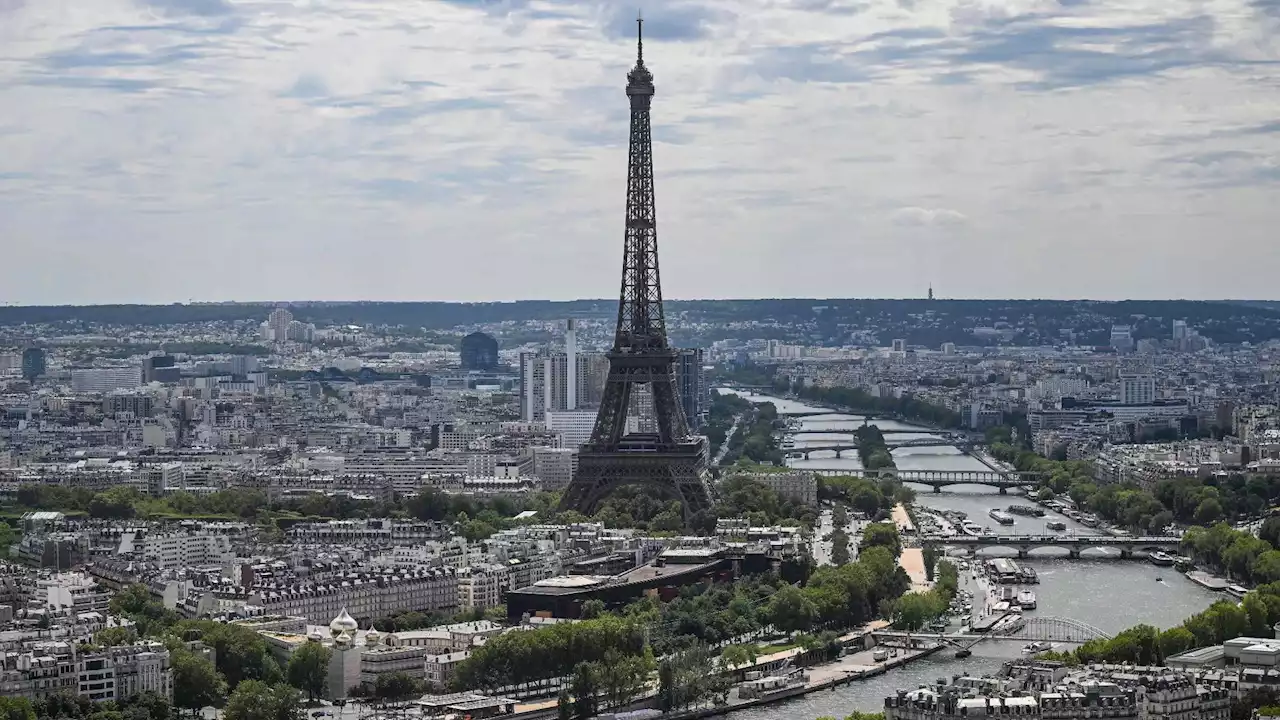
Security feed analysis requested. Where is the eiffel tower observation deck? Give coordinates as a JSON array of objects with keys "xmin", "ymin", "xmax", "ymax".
[{"xmin": 558, "ymin": 18, "xmax": 713, "ymax": 521}]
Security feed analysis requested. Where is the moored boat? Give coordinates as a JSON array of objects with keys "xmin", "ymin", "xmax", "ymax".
[
  {"xmin": 1046, "ymin": 520, "xmax": 1066, "ymax": 531},
  {"xmin": 1149, "ymin": 551, "xmax": 1175, "ymax": 567},
  {"xmin": 1017, "ymin": 590, "xmax": 1037, "ymax": 609},
  {"xmin": 1007, "ymin": 505, "xmax": 1046, "ymax": 518},
  {"xmin": 989, "ymin": 509, "xmax": 1015, "ymax": 525}
]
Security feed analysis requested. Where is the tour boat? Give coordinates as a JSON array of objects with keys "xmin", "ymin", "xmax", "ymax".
[
  {"xmin": 1149, "ymin": 551, "xmax": 1175, "ymax": 567},
  {"xmin": 1017, "ymin": 591, "xmax": 1037, "ymax": 610},
  {"xmin": 1045, "ymin": 520, "xmax": 1066, "ymax": 531}
]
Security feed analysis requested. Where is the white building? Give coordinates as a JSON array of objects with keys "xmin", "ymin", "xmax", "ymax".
[
  {"xmin": 1120, "ymin": 373, "xmax": 1157, "ymax": 405},
  {"xmin": 137, "ymin": 532, "xmax": 234, "ymax": 570},
  {"xmin": 71, "ymin": 368, "xmax": 142, "ymax": 394},
  {"xmin": 457, "ymin": 565, "xmax": 509, "ymax": 610}
]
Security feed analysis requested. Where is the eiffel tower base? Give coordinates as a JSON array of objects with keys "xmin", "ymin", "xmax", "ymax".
[{"xmin": 560, "ymin": 447, "xmax": 713, "ymax": 521}]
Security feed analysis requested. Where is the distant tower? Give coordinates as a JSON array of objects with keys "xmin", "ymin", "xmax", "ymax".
[
  {"xmin": 565, "ymin": 320, "xmax": 578, "ymax": 411},
  {"xmin": 928, "ymin": 285, "xmax": 934, "ymax": 301},
  {"xmin": 559, "ymin": 18, "xmax": 712, "ymax": 521}
]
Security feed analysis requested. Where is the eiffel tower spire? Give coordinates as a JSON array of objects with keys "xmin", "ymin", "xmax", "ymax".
[{"xmin": 559, "ymin": 19, "xmax": 712, "ymax": 522}]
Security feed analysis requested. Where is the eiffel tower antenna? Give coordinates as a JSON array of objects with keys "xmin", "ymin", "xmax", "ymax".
[{"xmin": 559, "ymin": 19, "xmax": 712, "ymax": 521}]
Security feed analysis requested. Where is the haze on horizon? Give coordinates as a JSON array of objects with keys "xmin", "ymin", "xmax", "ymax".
[{"xmin": 1, "ymin": 0, "xmax": 1277, "ymax": 306}]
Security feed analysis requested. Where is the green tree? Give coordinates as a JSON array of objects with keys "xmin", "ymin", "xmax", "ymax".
[
  {"xmin": 94, "ymin": 626, "xmax": 137, "ymax": 647},
  {"xmin": 859, "ymin": 523, "xmax": 902, "ymax": 557},
  {"xmin": 285, "ymin": 642, "xmax": 332, "ymax": 701},
  {"xmin": 171, "ymin": 649, "xmax": 227, "ymax": 716},
  {"xmin": 374, "ymin": 673, "xmax": 422, "ymax": 702},
  {"xmin": 765, "ymin": 584, "xmax": 817, "ymax": 635},
  {"xmin": 922, "ymin": 545, "xmax": 938, "ymax": 581},
  {"xmin": 223, "ymin": 682, "xmax": 302, "ymax": 720},
  {"xmin": 1194, "ymin": 498, "xmax": 1224, "ymax": 525},
  {"xmin": 570, "ymin": 662, "xmax": 599, "ymax": 719},
  {"xmin": 721, "ymin": 644, "xmax": 758, "ymax": 670},
  {"xmin": 0, "ymin": 698, "xmax": 36, "ymax": 720},
  {"xmin": 580, "ymin": 599, "xmax": 606, "ymax": 620}
]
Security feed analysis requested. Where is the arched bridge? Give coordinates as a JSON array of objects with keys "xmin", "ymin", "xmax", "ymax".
[
  {"xmin": 807, "ymin": 468, "xmax": 1045, "ymax": 493},
  {"xmin": 794, "ymin": 428, "xmax": 965, "ymax": 437},
  {"xmin": 932, "ymin": 534, "xmax": 1181, "ymax": 559},
  {"xmin": 789, "ymin": 438, "xmax": 974, "ymax": 458},
  {"xmin": 874, "ymin": 616, "xmax": 1111, "ymax": 647}
]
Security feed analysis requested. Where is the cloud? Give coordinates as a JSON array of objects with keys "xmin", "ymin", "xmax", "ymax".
[
  {"xmin": 890, "ymin": 207, "xmax": 969, "ymax": 226},
  {"xmin": 0, "ymin": 0, "xmax": 1277, "ymax": 304}
]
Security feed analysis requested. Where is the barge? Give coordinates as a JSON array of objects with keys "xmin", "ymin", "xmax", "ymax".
[
  {"xmin": 989, "ymin": 509, "xmax": 1015, "ymax": 525},
  {"xmin": 1007, "ymin": 505, "xmax": 1046, "ymax": 518}
]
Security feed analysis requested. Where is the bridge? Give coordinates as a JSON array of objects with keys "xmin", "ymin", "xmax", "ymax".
[
  {"xmin": 872, "ymin": 616, "xmax": 1111, "ymax": 648},
  {"xmin": 805, "ymin": 468, "xmax": 1045, "ymax": 493},
  {"xmin": 789, "ymin": 438, "xmax": 973, "ymax": 458},
  {"xmin": 793, "ymin": 428, "xmax": 966, "ymax": 437},
  {"xmin": 783, "ymin": 409, "xmax": 886, "ymax": 420},
  {"xmin": 927, "ymin": 534, "xmax": 1181, "ymax": 559}
]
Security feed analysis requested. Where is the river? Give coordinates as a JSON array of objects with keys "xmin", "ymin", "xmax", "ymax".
[{"xmin": 717, "ymin": 390, "xmax": 1222, "ymax": 717}]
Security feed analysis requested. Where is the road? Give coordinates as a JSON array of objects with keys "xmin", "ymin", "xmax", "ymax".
[
  {"xmin": 811, "ymin": 507, "xmax": 865, "ymax": 566},
  {"xmin": 713, "ymin": 413, "xmax": 746, "ymax": 466}
]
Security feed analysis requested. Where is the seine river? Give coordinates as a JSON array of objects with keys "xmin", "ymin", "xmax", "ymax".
[{"xmin": 718, "ymin": 391, "xmax": 1222, "ymax": 717}]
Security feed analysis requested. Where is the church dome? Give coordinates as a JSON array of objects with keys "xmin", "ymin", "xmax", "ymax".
[
  {"xmin": 365, "ymin": 629, "xmax": 381, "ymax": 646},
  {"xmin": 307, "ymin": 631, "xmax": 323, "ymax": 643},
  {"xmin": 330, "ymin": 608, "xmax": 358, "ymax": 636},
  {"xmin": 335, "ymin": 630, "xmax": 353, "ymax": 648}
]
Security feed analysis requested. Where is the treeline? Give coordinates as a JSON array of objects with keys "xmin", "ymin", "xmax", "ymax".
[
  {"xmin": 1182, "ymin": 522, "xmax": 1280, "ymax": 585},
  {"xmin": 791, "ymin": 383, "xmax": 964, "ymax": 429},
  {"xmin": 992, "ymin": 438, "xmax": 1280, "ymax": 533},
  {"xmin": 819, "ymin": 475, "xmax": 911, "ymax": 518},
  {"xmin": 856, "ymin": 425, "xmax": 896, "ymax": 472},
  {"xmin": 1041, "ymin": 582, "xmax": 1280, "ymax": 666},
  {"xmin": 886, "ymin": 561, "xmax": 959, "ymax": 631},
  {"xmin": 10, "ymin": 484, "xmax": 563, "ymax": 542}
]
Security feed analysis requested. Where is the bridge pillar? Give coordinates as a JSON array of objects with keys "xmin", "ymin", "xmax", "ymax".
[
  {"xmin": 834, "ymin": 450, "xmax": 842, "ymax": 459},
  {"xmin": 1120, "ymin": 549, "xmax": 1132, "ymax": 560},
  {"xmin": 1069, "ymin": 548, "xmax": 1080, "ymax": 559},
  {"xmin": 803, "ymin": 451, "xmax": 810, "ymax": 460},
  {"xmin": 998, "ymin": 487, "xmax": 1008, "ymax": 495},
  {"xmin": 932, "ymin": 485, "xmax": 943, "ymax": 494},
  {"xmin": 1018, "ymin": 547, "xmax": 1029, "ymax": 559}
]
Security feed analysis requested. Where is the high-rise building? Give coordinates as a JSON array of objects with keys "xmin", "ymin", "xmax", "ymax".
[
  {"xmin": 460, "ymin": 332, "xmax": 499, "ymax": 371},
  {"xmin": 142, "ymin": 355, "xmax": 179, "ymax": 384},
  {"xmin": 266, "ymin": 307, "xmax": 293, "ymax": 342},
  {"xmin": 21, "ymin": 348, "xmax": 46, "ymax": 382},
  {"xmin": 519, "ymin": 352, "xmax": 608, "ymax": 422},
  {"xmin": 1119, "ymin": 372, "xmax": 1156, "ymax": 405},
  {"xmin": 892, "ymin": 339, "xmax": 906, "ymax": 353},
  {"xmin": 675, "ymin": 348, "xmax": 705, "ymax": 430},
  {"xmin": 1110, "ymin": 325, "xmax": 1135, "ymax": 354}
]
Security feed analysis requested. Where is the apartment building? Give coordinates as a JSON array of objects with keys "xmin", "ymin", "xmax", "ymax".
[
  {"xmin": 138, "ymin": 532, "xmax": 234, "ymax": 569},
  {"xmin": 456, "ymin": 565, "xmax": 509, "ymax": 611},
  {"xmin": 0, "ymin": 641, "xmax": 171, "ymax": 702},
  {"xmin": 247, "ymin": 568, "xmax": 459, "ymax": 625}
]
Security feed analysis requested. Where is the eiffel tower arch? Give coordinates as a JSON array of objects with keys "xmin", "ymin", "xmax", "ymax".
[{"xmin": 559, "ymin": 19, "xmax": 713, "ymax": 521}]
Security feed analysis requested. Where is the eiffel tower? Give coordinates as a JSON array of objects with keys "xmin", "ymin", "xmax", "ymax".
[{"xmin": 559, "ymin": 17, "xmax": 712, "ymax": 520}]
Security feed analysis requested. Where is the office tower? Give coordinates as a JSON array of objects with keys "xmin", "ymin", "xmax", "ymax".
[
  {"xmin": 1110, "ymin": 325, "xmax": 1134, "ymax": 354},
  {"xmin": 560, "ymin": 22, "xmax": 712, "ymax": 520},
  {"xmin": 142, "ymin": 355, "xmax": 179, "ymax": 384},
  {"xmin": 72, "ymin": 367, "xmax": 143, "ymax": 393},
  {"xmin": 460, "ymin": 332, "xmax": 499, "ymax": 371},
  {"xmin": 1119, "ymin": 372, "xmax": 1156, "ymax": 405},
  {"xmin": 519, "ymin": 352, "xmax": 608, "ymax": 422},
  {"xmin": 21, "ymin": 348, "xmax": 46, "ymax": 382},
  {"xmin": 941, "ymin": 342, "xmax": 956, "ymax": 356},
  {"xmin": 565, "ymin": 320, "xmax": 578, "ymax": 411},
  {"xmin": 892, "ymin": 339, "xmax": 906, "ymax": 353},
  {"xmin": 675, "ymin": 348, "xmax": 705, "ymax": 430}
]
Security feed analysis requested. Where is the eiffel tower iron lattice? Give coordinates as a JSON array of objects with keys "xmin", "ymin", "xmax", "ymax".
[{"xmin": 559, "ymin": 18, "xmax": 713, "ymax": 520}]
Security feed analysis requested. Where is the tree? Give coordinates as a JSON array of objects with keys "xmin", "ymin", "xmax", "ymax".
[
  {"xmin": 570, "ymin": 662, "xmax": 599, "ymax": 719},
  {"xmin": 580, "ymin": 599, "xmax": 606, "ymax": 620},
  {"xmin": 119, "ymin": 691, "xmax": 171, "ymax": 720},
  {"xmin": 0, "ymin": 698, "xmax": 35, "ymax": 720},
  {"xmin": 1195, "ymin": 498, "xmax": 1224, "ymax": 525},
  {"xmin": 765, "ymin": 584, "xmax": 817, "ymax": 635},
  {"xmin": 223, "ymin": 682, "xmax": 302, "ymax": 720},
  {"xmin": 922, "ymin": 545, "xmax": 938, "ymax": 582},
  {"xmin": 720, "ymin": 644, "xmax": 758, "ymax": 670},
  {"xmin": 374, "ymin": 673, "xmax": 422, "ymax": 702},
  {"xmin": 859, "ymin": 523, "xmax": 902, "ymax": 557},
  {"xmin": 286, "ymin": 642, "xmax": 332, "ymax": 701},
  {"xmin": 94, "ymin": 626, "xmax": 137, "ymax": 647},
  {"xmin": 171, "ymin": 649, "xmax": 227, "ymax": 716}
]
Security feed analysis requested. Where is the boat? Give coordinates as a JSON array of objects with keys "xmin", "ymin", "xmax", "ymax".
[
  {"xmin": 1007, "ymin": 505, "xmax": 1046, "ymax": 518},
  {"xmin": 989, "ymin": 509, "xmax": 1015, "ymax": 525},
  {"xmin": 954, "ymin": 648, "xmax": 972, "ymax": 659},
  {"xmin": 999, "ymin": 586, "xmax": 1017, "ymax": 602},
  {"xmin": 1017, "ymin": 591, "xmax": 1037, "ymax": 609},
  {"xmin": 961, "ymin": 522, "xmax": 984, "ymax": 536},
  {"xmin": 736, "ymin": 671, "xmax": 810, "ymax": 701},
  {"xmin": 1045, "ymin": 520, "xmax": 1066, "ymax": 531},
  {"xmin": 1149, "ymin": 551, "xmax": 1175, "ymax": 567},
  {"xmin": 1022, "ymin": 641, "xmax": 1055, "ymax": 655},
  {"xmin": 1019, "ymin": 566, "xmax": 1038, "ymax": 584},
  {"xmin": 1226, "ymin": 584, "xmax": 1249, "ymax": 599}
]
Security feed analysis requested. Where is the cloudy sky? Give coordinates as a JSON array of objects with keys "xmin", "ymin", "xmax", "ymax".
[{"xmin": 1, "ymin": 0, "xmax": 1277, "ymax": 305}]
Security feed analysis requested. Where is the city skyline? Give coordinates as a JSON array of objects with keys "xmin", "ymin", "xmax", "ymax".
[{"xmin": 1, "ymin": 0, "xmax": 1277, "ymax": 304}]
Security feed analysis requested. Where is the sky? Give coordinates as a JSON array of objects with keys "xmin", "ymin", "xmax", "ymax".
[{"xmin": 0, "ymin": 0, "xmax": 1277, "ymax": 305}]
